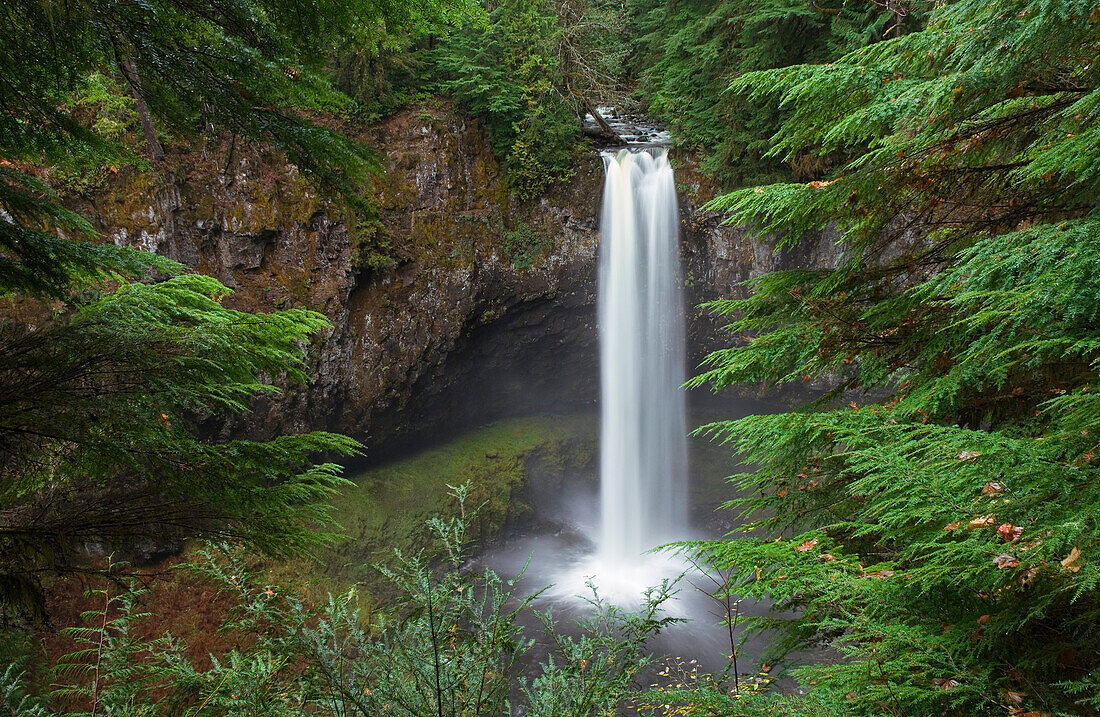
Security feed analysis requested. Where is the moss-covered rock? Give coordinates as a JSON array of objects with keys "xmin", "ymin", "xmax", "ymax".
[{"xmin": 265, "ymin": 414, "xmax": 595, "ymax": 607}]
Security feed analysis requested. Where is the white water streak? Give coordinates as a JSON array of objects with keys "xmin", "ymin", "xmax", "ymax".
[{"xmin": 598, "ymin": 148, "xmax": 688, "ymax": 565}]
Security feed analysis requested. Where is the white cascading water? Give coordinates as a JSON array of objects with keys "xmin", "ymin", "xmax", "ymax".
[
  {"xmin": 598, "ymin": 148, "xmax": 688, "ymax": 566},
  {"xmin": 481, "ymin": 147, "xmax": 761, "ymax": 651}
]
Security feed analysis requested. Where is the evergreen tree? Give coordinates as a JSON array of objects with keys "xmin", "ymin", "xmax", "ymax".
[
  {"xmin": 682, "ymin": 1, "xmax": 1100, "ymax": 714},
  {"xmin": 427, "ymin": 0, "xmax": 625, "ymax": 198},
  {"xmin": 425, "ymin": 0, "xmax": 573, "ymax": 198},
  {"xmin": 627, "ymin": 0, "xmax": 917, "ymax": 187},
  {"xmin": 331, "ymin": 0, "xmax": 479, "ymax": 121},
  {"xmin": 0, "ymin": 0, "xmax": 460, "ymax": 618}
]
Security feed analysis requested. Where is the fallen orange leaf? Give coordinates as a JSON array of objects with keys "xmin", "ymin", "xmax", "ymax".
[
  {"xmin": 1061, "ymin": 547, "xmax": 1082, "ymax": 573},
  {"xmin": 968, "ymin": 515, "xmax": 995, "ymax": 529},
  {"xmin": 795, "ymin": 538, "xmax": 818, "ymax": 552}
]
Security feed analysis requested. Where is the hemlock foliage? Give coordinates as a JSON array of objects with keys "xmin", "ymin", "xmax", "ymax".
[
  {"xmin": 679, "ymin": 0, "xmax": 1100, "ymax": 714},
  {"xmin": 0, "ymin": 273, "xmax": 361, "ymax": 617},
  {"xmin": 628, "ymin": 0, "xmax": 920, "ymax": 187},
  {"xmin": 0, "ymin": 0, "xmax": 478, "ymax": 616}
]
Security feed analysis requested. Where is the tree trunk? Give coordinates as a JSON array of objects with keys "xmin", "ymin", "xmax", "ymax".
[
  {"xmin": 585, "ymin": 102, "xmax": 617, "ymax": 135},
  {"xmin": 582, "ymin": 102, "xmax": 623, "ymax": 146},
  {"xmin": 118, "ymin": 57, "xmax": 165, "ymax": 161}
]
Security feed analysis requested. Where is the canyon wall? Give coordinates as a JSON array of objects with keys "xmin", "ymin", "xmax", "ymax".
[{"xmin": 88, "ymin": 104, "xmax": 841, "ymax": 457}]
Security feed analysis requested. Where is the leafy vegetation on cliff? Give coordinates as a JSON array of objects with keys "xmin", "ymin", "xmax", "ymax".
[
  {"xmin": 683, "ymin": 0, "xmax": 1100, "ymax": 714},
  {"xmin": 424, "ymin": 0, "xmax": 626, "ymax": 198},
  {"xmin": 329, "ymin": 0, "xmax": 629, "ymax": 198}
]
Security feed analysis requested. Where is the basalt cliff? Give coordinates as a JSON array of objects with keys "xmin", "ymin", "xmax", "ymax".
[{"xmin": 85, "ymin": 104, "xmax": 840, "ymax": 457}]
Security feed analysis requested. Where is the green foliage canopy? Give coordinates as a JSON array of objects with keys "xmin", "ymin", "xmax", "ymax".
[
  {"xmin": 683, "ymin": 0, "xmax": 1100, "ymax": 714},
  {"xmin": 427, "ymin": 0, "xmax": 626, "ymax": 198},
  {"xmin": 0, "ymin": 0, "xmax": 490, "ymax": 617},
  {"xmin": 425, "ymin": 0, "xmax": 575, "ymax": 198},
  {"xmin": 628, "ymin": 0, "xmax": 917, "ymax": 187}
]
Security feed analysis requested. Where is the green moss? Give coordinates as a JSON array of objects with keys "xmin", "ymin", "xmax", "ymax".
[{"xmin": 288, "ymin": 414, "xmax": 595, "ymax": 603}]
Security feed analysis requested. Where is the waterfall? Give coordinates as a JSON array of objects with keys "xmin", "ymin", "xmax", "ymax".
[{"xmin": 598, "ymin": 148, "xmax": 688, "ymax": 565}]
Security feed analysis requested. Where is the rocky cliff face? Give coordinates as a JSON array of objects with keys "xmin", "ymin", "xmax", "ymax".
[
  {"xmin": 675, "ymin": 157, "xmax": 843, "ymax": 374},
  {"xmin": 89, "ymin": 105, "xmax": 841, "ymax": 457}
]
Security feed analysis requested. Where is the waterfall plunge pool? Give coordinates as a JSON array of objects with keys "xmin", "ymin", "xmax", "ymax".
[{"xmin": 466, "ymin": 402, "xmax": 786, "ymax": 680}]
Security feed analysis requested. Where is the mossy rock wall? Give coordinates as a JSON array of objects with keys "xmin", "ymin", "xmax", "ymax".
[{"xmin": 85, "ymin": 104, "xmax": 844, "ymax": 452}]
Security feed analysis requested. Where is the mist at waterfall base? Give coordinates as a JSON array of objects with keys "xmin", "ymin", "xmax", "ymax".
[{"xmin": 474, "ymin": 149, "xmax": 780, "ymax": 673}]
